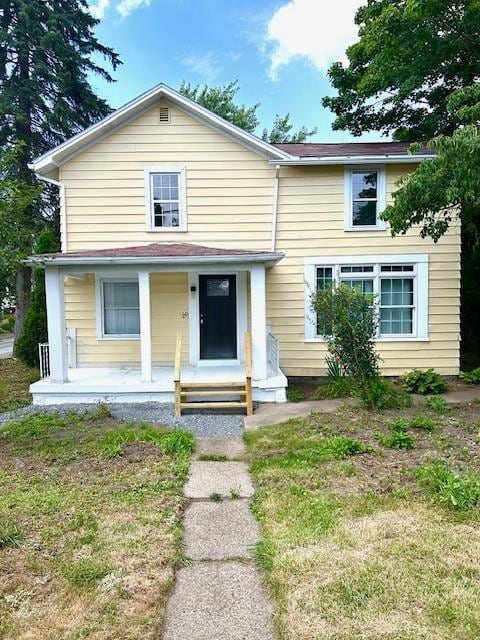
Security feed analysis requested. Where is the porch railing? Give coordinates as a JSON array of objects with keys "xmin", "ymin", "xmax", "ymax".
[
  {"xmin": 38, "ymin": 343, "xmax": 50, "ymax": 379},
  {"xmin": 267, "ymin": 329, "xmax": 280, "ymax": 377}
]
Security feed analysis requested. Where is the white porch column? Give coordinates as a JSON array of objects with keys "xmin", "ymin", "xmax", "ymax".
[
  {"xmin": 250, "ymin": 263, "xmax": 267, "ymax": 380},
  {"xmin": 138, "ymin": 271, "xmax": 152, "ymax": 382},
  {"xmin": 45, "ymin": 266, "xmax": 67, "ymax": 382}
]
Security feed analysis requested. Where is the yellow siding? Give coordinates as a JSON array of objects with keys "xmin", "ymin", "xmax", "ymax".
[
  {"xmin": 60, "ymin": 100, "xmax": 460, "ymax": 376},
  {"xmin": 65, "ymin": 273, "xmax": 189, "ymax": 366},
  {"xmin": 267, "ymin": 165, "xmax": 460, "ymax": 376}
]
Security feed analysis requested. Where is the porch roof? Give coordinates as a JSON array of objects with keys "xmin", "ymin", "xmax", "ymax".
[{"xmin": 27, "ymin": 242, "xmax": 284, "ymax": 267}]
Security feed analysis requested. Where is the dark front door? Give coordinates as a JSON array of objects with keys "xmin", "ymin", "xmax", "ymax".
[{"xmin": 199, "ymin": 274, "xmax": 237, "ymax": 360}]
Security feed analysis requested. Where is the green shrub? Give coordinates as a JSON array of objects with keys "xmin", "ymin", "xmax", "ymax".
[
  {"xmin": 376, "ymin": 420, "xmax": 414, "ymax": 449},
  {"xmin": 359, "ymin": 377, "xmax": 411, "ymax": 410},
  {"xmin": 408, "ymin": 415, "xmax": 437, "ymax": 431},
  {"xmin": 63, "ymin": 559, "xmax": 112, "ymax": 589},
  {"xmin": 15, "ymin": 229, "xmax": 60, "ymax": 367},
  {"xmin": 0, "ymin": 518, "xmax": 22, "ymax": 549},
  {"xmin": 460, "ymin": 367, "xmax": 480, "ymax": 384},
  {"xmin": 312, "ymin": 284, "xmax": 379, "ymax": 383},
  {"xmin": 287, "ymin": 386, "xmax": 305, "ymax": 402},
  {"xmin": 425, "ymin": 396, "xmax": 452, "ymax": 414},
  {"xmin": 400, "ymin": 368, "xmax": 447, "ymax": 395},
  {"xmin": 313, "ymin": 377, "xmax": 355, "ymax": 400},
  {"xmin": 416, "ymin": 461, "xmax": 480, "ymax": 509},
  {"xmin": 0, "ymin": 315, "xmax": 14, "ymax": 332}
]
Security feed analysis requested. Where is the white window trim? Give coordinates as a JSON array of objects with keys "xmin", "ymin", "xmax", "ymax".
[
  {"xmin": 144, "ymin": 165, "xmax": 187, "ymax": 232},
  {"xmin": 95, "ymin": 275, "xmax": 141, "ymax": 340},
  {"xmin": 304, "ymin": 254, "xmax": 429, "ymax": 342},
  {"xmin": 344, "ymin": 165, "xmax": 387, "ymax": 231}
]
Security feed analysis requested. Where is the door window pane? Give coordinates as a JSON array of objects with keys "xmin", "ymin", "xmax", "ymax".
[
  {"xmin": 103, "ymin": 282, "xmax": 140, "ymax": 336},
  {"xmin": 207, "ymin": 279, "xmax": 230, "ymax": 297}
]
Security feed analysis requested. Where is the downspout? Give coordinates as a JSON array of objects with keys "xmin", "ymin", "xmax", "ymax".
[
  {"xmin": 32, "ymin": 171, "xmax": 67, "ymax": 252},
  {"xmin": 271, "ymin": 165, "xmax": 280, "ymax": 251}
]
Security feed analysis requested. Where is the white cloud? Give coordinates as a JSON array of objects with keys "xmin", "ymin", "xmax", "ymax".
[
  {"xmin": 178, "ymin": 52, "xmax": 222, "ymax": 84},
  {"xmin": 266, "ymin": 0, "xmax": 363, "ymax": 79},
  {"xmin": 116, "ymin": 0, "xmax": 151, "ymax": 18},
  {"xmin": 89, "ymin": 0, "xmax": 110, "ymax": 19}
]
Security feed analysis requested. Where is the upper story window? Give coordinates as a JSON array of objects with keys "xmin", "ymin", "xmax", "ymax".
[
  {"xmin": 344, "ymin": 166, "xmax": 386, "ymax": 231},
  {"xmin": 144, "ymin": 166, "xmax": 187, "ymax": 231}
]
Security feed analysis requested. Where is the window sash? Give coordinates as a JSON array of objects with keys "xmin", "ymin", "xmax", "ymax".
[
  {"xmin": 102, "ymin": 281, "xmax": 140, "ymax": 337},
  {"xmin": 313, "ymin": 264, "xmax": 417, "ymax": 338},
  {"xmin": 148, "ymin": 170, "xmax": 184, "ymax": 230}
]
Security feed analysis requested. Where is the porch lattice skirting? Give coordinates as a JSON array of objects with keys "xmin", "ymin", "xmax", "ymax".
[{"xmin": 174, "ymin": 332, "xmax": 253, "ymax": 416}]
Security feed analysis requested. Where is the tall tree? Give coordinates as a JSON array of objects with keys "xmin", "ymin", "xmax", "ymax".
[
  {"xmin": 322, "ymin": 0, "xmax": 480, "ymax": 359},
  {"xmin": 180, "ymin": 80, "xmax": 316, "ymax": 143},
  {"xmin": 0, "ymin": 0, "xmax": 120, "ymax": 342}
]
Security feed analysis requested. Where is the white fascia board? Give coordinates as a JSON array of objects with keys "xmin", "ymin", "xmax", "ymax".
[
  {"xmin": 31, "ymin": 83, "xmax": 291, "ymax": 174},
  {"xmin": 270, "ymin": 154, "xmax": 435, "ymax": 166},
  {"xmin": 27, "ymin": 252, "xmax": 285, "ymax": 268}
]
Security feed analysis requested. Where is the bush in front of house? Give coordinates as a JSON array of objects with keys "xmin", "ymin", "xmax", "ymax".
[
  {"xmin": 400, "ymin": 368, "xmax": 447, "ymax": 395},
  {"xmin": 460, "ymin": 367, "xmax": 480, "ymax": 384},
  {"xmin": 312, "ymin": 284, "xmax": 409, "ymax": 410},
  {"xmin": 15, "ymin": 229, "xmax": 59, "ymax": 368}
]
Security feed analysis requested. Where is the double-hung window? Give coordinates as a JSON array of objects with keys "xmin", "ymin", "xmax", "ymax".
[
  {"xmin": 145, "ymin": 167, "xmax": 187, "ymax": 231},
  {"xmin": 98, "ymin": 280, "xmax": 140, "ymax": 338},
  {"xmin": 345, "ymin": 166, "xmax": 386, "ymax": 230},
  {"xmin": 305, "ymin": 256, "xmax": 428, "ymax": 341}
]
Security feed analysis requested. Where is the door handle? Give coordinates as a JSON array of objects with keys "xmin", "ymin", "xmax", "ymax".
[{"xmin": 200, "ymin": 313, "xmax": 204, "ymax": 325}]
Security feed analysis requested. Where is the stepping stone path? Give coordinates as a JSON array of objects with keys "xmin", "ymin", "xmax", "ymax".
[{"xmin": 162, "ymin": 437, "xmax": 276, "ymax": 640}]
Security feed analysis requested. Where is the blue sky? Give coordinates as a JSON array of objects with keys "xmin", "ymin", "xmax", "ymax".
[{"xmin": 89, "ymin": 0, "xmax": 380, "ymax": 142}]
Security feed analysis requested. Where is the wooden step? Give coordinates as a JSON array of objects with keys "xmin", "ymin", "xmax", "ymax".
[
  {"xmin": 179, "ymin": 401, "xmax": 248, "ymax": 410},
  {"xmin": 181, "ymin": 390, "xmax": 246, "ymax": 397},
  {"xmin": 180, "ymin": 381, "xmax": 245, "ymax": 389}
]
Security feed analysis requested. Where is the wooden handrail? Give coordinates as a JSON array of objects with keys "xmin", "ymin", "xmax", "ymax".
[
  {"xmin": 244, "ymin": 331, "xmax": 253, "ymax": 416},
  {"xmin": 174, "ymin": 332, "xmax": 182, "ymax": 416}
]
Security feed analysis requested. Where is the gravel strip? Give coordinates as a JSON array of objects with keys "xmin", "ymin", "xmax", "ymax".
[{"xmin": 0, "ymin": 402, "xmax": 244, "ymax": 437}]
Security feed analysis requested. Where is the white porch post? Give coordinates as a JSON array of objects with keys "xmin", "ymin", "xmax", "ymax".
[
  {"xmin": 250, "ymin": 263, "xmax": 267, "ymax": 380},
  {"xmin": 138, "ymin": 271, "xmax": 152, "ymax": 382},
  {"xmin": 45, "ymin": 266, "xmax": 67, "ymax": 382}
]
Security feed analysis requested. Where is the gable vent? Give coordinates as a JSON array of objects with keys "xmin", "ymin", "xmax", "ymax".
[{"xmin": 159, "ymin": 107, "xmax": 170, "ymax": 123}]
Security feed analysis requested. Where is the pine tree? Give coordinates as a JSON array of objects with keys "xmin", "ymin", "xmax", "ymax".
[{"xmin": 0, "ymin": 0, "xmax": 121, "ymax": 343}]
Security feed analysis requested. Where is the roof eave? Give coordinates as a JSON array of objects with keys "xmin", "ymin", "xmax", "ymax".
[
  {"xmin": 26, "ymin": 252, "xmax": 285, "ymax": 268},
  {"xmin": 270, "ymin": 154, "xmax": 435, "ymax": 166}
]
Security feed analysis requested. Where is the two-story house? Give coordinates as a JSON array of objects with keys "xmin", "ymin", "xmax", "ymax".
[{"xmin": 28, "ymin": 83, "xmax": 460, "ymax": 407}]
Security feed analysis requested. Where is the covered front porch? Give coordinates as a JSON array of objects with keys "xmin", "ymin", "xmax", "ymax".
[{"xmin": 29, "ymin": 243, "xmax": 288, "ymax": 406}]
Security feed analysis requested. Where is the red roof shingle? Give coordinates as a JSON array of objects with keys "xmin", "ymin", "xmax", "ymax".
[
  {"xmin": 36, "ymin": 242, "xmax": 278, "ymax": 260},
  {"xmin": 273, "ymin": 141, "xmax": 434, "ymax": 158}
]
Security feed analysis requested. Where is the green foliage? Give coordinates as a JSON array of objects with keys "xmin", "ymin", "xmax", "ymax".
[
  {"xmin": 313, "ymin": 378, "xmax": 355, "ymax": 400},
  {"xmin": 92, "ymin": 424, "xmax": 195, "ymax": 458},
  {"xmin": 376, "ymin": 419, "xmax": 414, "ymax": 450},
  {"xmin": 312, "ymin": 284, "xmax": 379, "ymax": 383},
  {"xmin": 407, "ymin": 415, "xmax": 437, "ymax": 432},
  {"xmin": 15, "ymin": 229, "xmax": 59, "ymax": 366},
  {"xmin": 460, "ymin": 368, "xmax": 480, "ymax": 384},
  {"xmin": 401, "ymin": 369, "xmax": 447, "ymax": 395},
  {"xmin": 197, "ymin": 453, "xmax": 228, "ymax": 461},
  {"xmin": 0, "ymin": 316, "xmax": 14, "ymax": 332},
  {"xmin": 179, "ymin": 79, "xmax": 316, "ymax": 143},
  {"xmin": 287, "ymin": 386, "xmax": 305, "ymax": 402},
  {"xmin": 359, "ymin": 377, "xmax": 411, "ymax": 410},
  {"xmin": 63, "ymin": 559, "xmax": 112, "ymax": 589},
  {"xmin": 209, "ymin": 493, "xmax": 223, "ymax": 502},
  {"xmin": 262, "ymin": 113, "xmax": 317, "ymax": 143},
  {"xmin": 0, "ymin": 518, "xmax": 22, "ymax": 549},
  {"xmin": 425, "ymin": 396, "xmax": 452, "ymax": 415},
  {"xmin": 416, "ymin": 461, "xmax": 480, "ymax": 509}
]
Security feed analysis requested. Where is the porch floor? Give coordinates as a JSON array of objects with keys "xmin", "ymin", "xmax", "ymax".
[{"xmin": 30, "ymin": 365, "xmax": 288, "ymax": 405}]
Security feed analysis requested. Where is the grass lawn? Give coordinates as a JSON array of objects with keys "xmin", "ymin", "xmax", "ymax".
[
  {"xmin": 0, "ymin": 358, "xmax": 38, "ymax": 413},
  {"xmin": 0, "ymin": 407, "xmax": 194, "ymax": 639},
  {"xmin": 246, "ymin": 401, "xmax": 480, "ymax": 640}
]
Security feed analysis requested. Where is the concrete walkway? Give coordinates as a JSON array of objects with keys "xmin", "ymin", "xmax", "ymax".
[
  {"xmin": 0, "ymin": 333, "xmax": 14, "ymax": 359},
  {"xmin": 162, "ymin": 437, "xmax": 275, "ymax": 640}
]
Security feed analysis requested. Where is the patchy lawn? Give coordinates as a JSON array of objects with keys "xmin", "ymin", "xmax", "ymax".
[
  {"xmin": 0, "ymin": 407, "xmax": 194, "ymax": 639},
  {"xmin": 0, "ymin": 358, "xmax": 38, "ymax": 413},
  {"xmin": 246, "ymin": 402, "xmax": 480, "ymax": 640}
]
